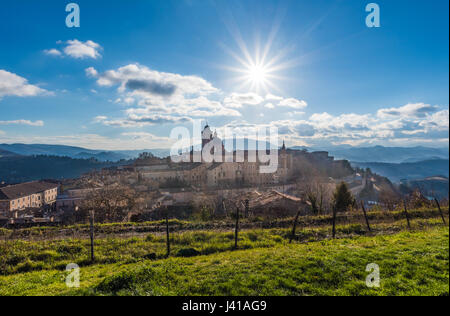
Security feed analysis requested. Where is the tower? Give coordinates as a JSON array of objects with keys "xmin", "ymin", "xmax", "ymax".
[
  {"xmin": 280, "ymin": 140, "xmax": 288, "ymax": 169},
  {"xmin": 202, "ymin": 124, "xmax": 213, "ymax": 149}
]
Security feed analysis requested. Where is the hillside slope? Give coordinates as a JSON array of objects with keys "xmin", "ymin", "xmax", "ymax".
[
  {"xmin": 0, "ymin": 226, "xmax": 447, "ymax": 296},
  {"xmin": 352, "ymin": 159, "xmax": 449, "ymax": 182},
  {"xmin": 0, "ymin": 155, "xmax": 124, "ymax": 183}
]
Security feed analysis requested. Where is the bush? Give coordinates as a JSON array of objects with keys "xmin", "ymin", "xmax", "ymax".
[
  {"xmin": 57, "ymin": 244, "xmax": 83, "ymax": 256},
  {"xmin": 143, "ymin": 253, "xmax": 157, "ymax": 260},
  {"xmin": 16, "ymin": 260, "xmax": 44, "ymax": 273},
  {"xmin": 6, "ymin": 254, "xmax": 26, "ymax": 265},
  {"xmin": 30, "ymin": 250, "xmax": 59, "ymax": 262},
  {"xmin": 246, "ymin": 232, "xmax": 259, "ymax": 242},
  {"xmin": 96, "ymin": 268, "xmax": 156, "ymax": 294},
  {"xmin": 177, "ymin": 248, "xmax": 201, "ymax": 258}
]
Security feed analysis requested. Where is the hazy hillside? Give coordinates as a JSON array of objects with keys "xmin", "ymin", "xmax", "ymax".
[
  {"xmin": 0, "ymin": 155, "xmax": 125, "ymax": 183},
  {"xmin": 330, "ymin": 146, "xmax": 448, "ymax": 163},
  {"xmin": 291, "ymin": 145, "xmax": 449, "ymax": 163},
  {"xmin": 352, "ymin": 159, "xmax": 449, "ymax": 182},
  {"xmin": 0, "ymin": 144, "xmax": 168, "ymax": 162},
  {"xmin": 0, "ymin": 149, "xmax": 20, "ymax": 159},
  {"xmin": 401, "ymin": 176, "xmax": 449, "ymax": 200}
]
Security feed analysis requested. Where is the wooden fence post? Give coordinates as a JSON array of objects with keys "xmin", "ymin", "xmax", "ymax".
[
  {"xmin": 332, "ymin": 207, "xmax": 337, "ymax": 239},
  {"xmin": 360, "ymin": 201, "xmax": 371, "ymax": 232},
  {"xmin": 289, "ymin": 209, "xmax": 302, "ymax": 244},
  {"xmin": 89, "ymin": 210, "xmax": 95, "ymax": 262},
  {"xmin": 165, "ymin": 209, "xmax": 170, "ymax": 257},
  {"xmin": 245, "ymin": 199, "xmax": 250, "ymax": 218},
  {"xmin": 234, "ymin": 207, "xmax": 240, "ymax": 250},
  {"xmin": 434, "ymin": 198, "xmax": 447, "ymax": 225},
  {"xmin": 403, "ymin": 200, "xmax": 411, "ymax": 229}
]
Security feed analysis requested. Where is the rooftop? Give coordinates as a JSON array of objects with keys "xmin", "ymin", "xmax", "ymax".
[{"xmin": 0, "ymin": 182, "xmax": 59, "ymax": 200}]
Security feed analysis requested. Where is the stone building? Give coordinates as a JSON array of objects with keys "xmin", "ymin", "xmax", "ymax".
[
  {"xmin": 0, "ymin": 181, "xmax": 59, "ymax": 217},
  {"xmin": 130, "ymin": 125, "xmax": 295, "ymax": 189}
]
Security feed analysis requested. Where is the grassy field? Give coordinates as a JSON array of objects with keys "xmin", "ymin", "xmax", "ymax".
[
  {"xmin": 0, "ymin": 209, "xmax": 448, "ymax": 296},
  {"xmin": 1, "ymin": 206, "xmax": 447, "ymax": 240}
]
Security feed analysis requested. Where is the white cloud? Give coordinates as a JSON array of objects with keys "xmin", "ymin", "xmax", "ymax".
[
  {"xmin": 212, "ymin": 102, "xmax": 448, "ymax": 148},
  {"xmin": 45, "ymin": 40, "xmax": 102, "ymax": 60},
  {"xmin": 224, "ymin": 92, "xmax": 264, "ymax": 108},
  {"xmin": 95, "ymin": 114, "xmax": 192, "ymax": 128},
  {"xmin": 88, "ymin": 64, "xmax": 242, "ymax": 127},
  {"xmin": 278, "ymin": 98, "xmax": 308, "ymax": 109},
  {"xmin": 0, "ymin": 70, "xmax": 49, "ymax": 100},
  {"xmin": 265, "ymin": 94, "xmax": 283, "ymax": 101},
  {"xmin": 88, "ymin": 64, "xmax": 216, "ymax": 97},
  {"xmin": 63, "ymin": 40, "xmax": 102, "ymax": 59},
  {"xmin": 0, "ymin": 133, "xmax": 173, "ymax": 150},
  {"xmin": 288, "ymin": 111, "xmax": 305, "ymax": 117},
  {"xmin": 377, "ymin": 103, "xmax": 439, "ymax": 119},
  {"xmin": 123, "ymin": 97, "xmax": 135, "ymax": 105},
  {"xmin": 0, "ymin": 120, "xmax": 44, "ymax": 127},
  {"xmin": 425, "ymin": 109, "xmax": 449, "ymax": 129},
  {"xmin": 85, "ymin": 67, "xmax": 99, "ymax": 78},
  {"xmin": 43, "ymin": 49, "xmax": 62, "ymax": 57}
]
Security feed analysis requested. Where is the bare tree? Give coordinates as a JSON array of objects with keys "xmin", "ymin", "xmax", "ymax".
[
  {"xmin": 81, "ymin": 184, "xmax": 139, "ymax": 223},
  {"xmin": 379, "ymin": 189, "xmax": 401, "ymax": 211},
  {"xmin": 297, "ymin": 177, "xmax": 332, "ymax": 215}
]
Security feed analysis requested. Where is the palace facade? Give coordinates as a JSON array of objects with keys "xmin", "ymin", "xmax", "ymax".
[{"xmin": 134, "ymin": 125, "xmax": 293, "ymax": 188}]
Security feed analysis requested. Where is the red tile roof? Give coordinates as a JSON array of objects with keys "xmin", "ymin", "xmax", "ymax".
[{"xmin": 0, "ymin": 182, "xmax": 58, "ymax": 200}]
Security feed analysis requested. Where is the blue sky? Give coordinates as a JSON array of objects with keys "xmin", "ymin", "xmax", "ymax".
[{"xmin": 0, "ymin": 0, "xmax": 448, "ymax": 150}]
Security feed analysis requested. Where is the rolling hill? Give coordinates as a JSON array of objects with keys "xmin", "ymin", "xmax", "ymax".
[
  {"xmin": 0, "ymin": 144, "xmax": 169, "ymax": 161},
  {"xmin": 0, "ymin": 149, "xmax": 20, "ymax": 158},
  {"xmin": 0, "ymin": 155, "xmax": 126, "ymax": 183},
  {"xmin": 291, "ymin": 145, "xmax": 449, "ymax": 163},
  {"xmin": 352, "ymin": 159, "xmax": 449, "ymax": 182}
]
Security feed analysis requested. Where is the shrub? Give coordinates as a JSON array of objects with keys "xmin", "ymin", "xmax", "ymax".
[
  {"xmin": 246, "ymin": 232, "xmax": 259, "ymax": 242},
  {"xmin": 57, "ymin": 244, "xmax": 83, "ymax": 256},
  {"xmin": 177, "ymin": 248, "xmax": 201, "ymax": 258},
  {"xmin": 143, "ymin": 253, "xmax": 157, "ymax": 260},
  {"xmin": 30, "ymin": 250, "xmax": 59, "ymax": 262},
  {"xmin": 6, "ymin": 254, "xmax": 26, "ymax": 265},
  {"xmin": 96, "ymin": 268, "xmax": 156, "ymax": 294}
]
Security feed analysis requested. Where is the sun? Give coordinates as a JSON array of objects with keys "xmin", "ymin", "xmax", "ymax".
[
  {"xmin": 247, "ymin": 64, "xmax": 268, "ymax": 85},
  {"xmin": 223, "ymin": 54, "xmax": 280, "ymax": 93},
  {"xmin": 220, "ymin": 26, "xmax": 297, "ymax": 94}
]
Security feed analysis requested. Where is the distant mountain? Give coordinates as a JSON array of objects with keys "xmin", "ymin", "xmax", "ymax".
[
  {"xmin": 290, "ymin": 145, "xmax": 449, "ymax": 163},
  {"xmin": 401, "ymin": 176, "xmax": 449, "ymax": 200},
  {"xmin": 0, "ymin": 149, "xmax": 20, "ymax": 158},
  {"xmin": 352, "ymin": 159, "xmax": 449, "ymax": 182},
  {"xmin": 73, "ymin": 151, "xmax": 130, "ymax": 161},
  {"xmin": 3, "ymin": 143, "xmax": 448, "ymax": 165},
  {"xmin": 0, "ymin": 143, "xmax": 99, "ymax": 157},
  {"xmin": 0, "ymin": 155, "xmax": 126, "ymax": 183},
  {"xmin": 115, "ymin": 149, "xmax": 170, "ymax": 159},
  {"xmin": 0, "ymin": 144, "xmax": 169, "ymax": 162}
]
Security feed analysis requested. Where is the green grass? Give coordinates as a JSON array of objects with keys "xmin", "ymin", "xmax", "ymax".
[
  {"xmin": 2, "ymin": 206, "xmax": 447, "ymax": 240},
  {"xmin": 0, "ymin": 225, "xmax": 448, "ymax": 296},
  {"xmin": 1, "ymin": 216, "xmax": 445, "ymax": 276}
]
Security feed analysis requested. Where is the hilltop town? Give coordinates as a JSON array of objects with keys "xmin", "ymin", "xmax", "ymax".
[{"xmin": 0, "ymin": 125, "xmax": 402, "ymax": 227}]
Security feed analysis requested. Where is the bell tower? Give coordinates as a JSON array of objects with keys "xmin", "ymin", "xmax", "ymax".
[{"xmin": 202, "ymin": 124, "xmax": 213, "ymax": 149}]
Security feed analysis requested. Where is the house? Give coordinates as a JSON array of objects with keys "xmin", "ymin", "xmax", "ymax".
[
  {"xmin": 248, "ymin": 190, "xmax": 310, "ymax": 217},
  {"xmin": 0, "ymin": 181, "xmax": 59, "ymax": 217}
]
